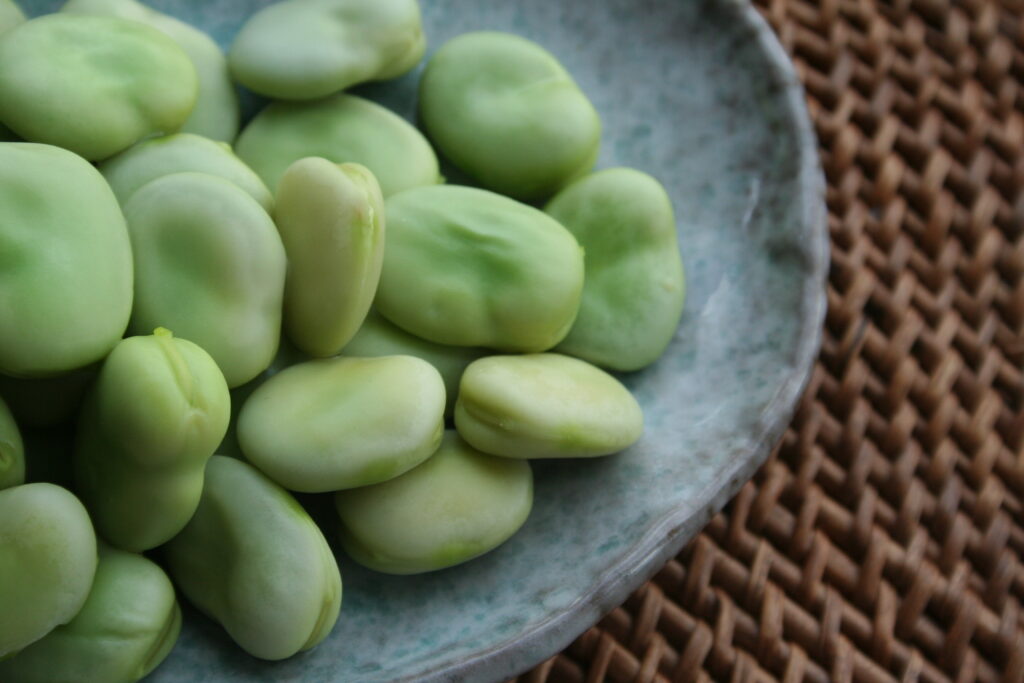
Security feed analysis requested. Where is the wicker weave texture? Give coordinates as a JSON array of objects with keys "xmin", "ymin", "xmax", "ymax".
[{"xmin": 511, "ymin": 0, "xmax": 1024, "ymax": 680}]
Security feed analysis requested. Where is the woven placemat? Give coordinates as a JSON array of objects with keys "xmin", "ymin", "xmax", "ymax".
[{"xmin": 511, "ymin": 0, "xmax": 1024, "ymax": 680}]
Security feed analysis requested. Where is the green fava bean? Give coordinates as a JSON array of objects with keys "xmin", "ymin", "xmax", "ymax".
[
  {"xmin": 62, "ymin": 0, "xmax": 239, "ymax": 142},
  {"xmin": 238, "ymin": 355, "xmax": 445, "ymax": 492},
  {"xmin": 229, "ymin": 0, "xmax": 423, "ymax": 100},
  {"xmin": 0, "ymin": 15, "xmax": 197, "ymax": 160},
  {"xmin": 0, "ymin": 483, "xmax": 97, "ymax": 658},
  {"xmin": 0, "ymin": 396, "xmax": 24, "ymax": 490},
  {"xmin": 0, "ymin": 0, "xmax": 24, "ymax": 34},
  {"xmin": 276, "ymin": 158, "xmax": 385, "ymax": 357},
  {"xmin": 236, "ymin": 93, "xmax": 440, "ymax": 196},
  {"xmin": 378, "ymin": 185, "xmax": 584, "ymax": 351},
  {"xmin": 343, "ymin": 309, "xmax": 483, "ymax": 418},
  {"xmin": 0, "ymin": 143, "xmax": 133, "ymax": 377},
  {"xmin": 74, "ymin": 330, "xmax": 230, "ymax": 552},
  {"xmin": 546, "ymin": 168, "xmax": 686, "ymax": 370},
  {"xmin": 0, "ymin": 366, "xmax": 95, "ymax": 429},
  {"xmin": 163, "ymin": 456, "xmax": 342, "ymax": 661},
  {"xmin": 100, "ymin": 133, "xmax": 273, "ymax": 211},
  {"xmin": 334, "ymin": 431, "xmax": 532, "ymax": 575},
  {"xmin": 0, "ymin": 545, "xmax": 181, "ymax": 683},
  {"xmin": 124, "ymin": 172, "xmax": 286, "ymax": 387},
  {"xmin": 419, "ymin": 32, "xmax": 601, "ymax": 201},
  {"xmin": 455, "ymin": 353, "xmax": 643, "ymax": 459}
]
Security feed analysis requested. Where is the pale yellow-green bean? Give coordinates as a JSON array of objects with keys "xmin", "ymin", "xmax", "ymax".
[
  {"xmin": 276, "ymin": 158, "xmax": 385, "ymax": 357},
  {"xmin": 335, "ymin": 430, "xmax": 533, "ymax": 574},
  {"xmin": 0, "ymin": 0, "xmax": 24, "ymax": 35},
  {"xmin": 0, "ymin": 483, "xmax": 97, "ymax": 658},
  {"xmin": 238, "ymin": 355, "xmax": 445, "ymax": 492},
  {"xmin": 162, "ymin": 456, "xmax": 342, "ymax": 661}
]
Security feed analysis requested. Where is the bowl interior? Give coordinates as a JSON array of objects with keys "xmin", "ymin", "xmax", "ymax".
[{"xmin": 15, "ymin": 0, "xmax": 827, "ymax": 680}]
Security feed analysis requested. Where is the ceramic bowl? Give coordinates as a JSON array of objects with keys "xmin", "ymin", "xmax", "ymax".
[{"xmin": 18, "ymin": 0, "xmax": 829, "ymax": 680}]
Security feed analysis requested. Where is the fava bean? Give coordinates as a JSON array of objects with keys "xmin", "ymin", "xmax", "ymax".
[
  {"xmin": 0, "ymin": 483, "xmax": 97, "ymax": 658},
  {"xmin": 74, "ymin": 330, "xmax": 230, "ymax": 551},
  {"xmin": 100, "ymin": 133, "xmax": 273, "ymax": 211},
  {"xmin": 0, "ymin": 545, "xmax": 181, "ymax": 683},
  {"xmin": 163, "ymin": 456, "xmax": 342, "ymax": 661},
  {"xmin": 62, "ymin": 0, "xmax": 238, "ymax": 142},
  {"xmin": 229, "ymin": 0, "xmax": 424, "ymax": 100},
  {"xmin": 124, "ymin": 172, "xmax": 286, "ymax": 387},
  {"xmin": 378, "ymin": 185, "xmax": 584, "ymax": 351},
  {"xmin": 546, "ymin": 168, "xmax": 685, "ymax": 370},
  {"xmin": 334, "ymin": 431, "xmax": 532, "ymax": 574},
  {"xmin": 419, "ymin": 31, "xmax": 600, "ymax": 201},
  {"xmin": 343, "ymin": 308, "xmax": 483, "ymax": 418},
  {"xmin": 0, "ymin": 143, "xmax": 133, "ymax": 377},
  {"xmin": 235, "ymin": 93, "xmax": 440, "ymax": 196},
  {"xmin": 0, "ymin": 0, "xmax": 23, "ymax": 35},
  {"xmin": 275, "ymin": 158, "xmax": 385, "ymax": 357},
  {"xmin": 238, "ymin": 355, "xmax": 444, "ymax": 492},
  {"xmin": 455, "ymin": 353, "xmax": 643, "ymax": 459},
  {"xmin": 0, "ymin": 396, "xmax": 24, "ymax": 490},
  {"xmin": 0, "ymin": 15, "xmax": 197, "ymax": 160}
]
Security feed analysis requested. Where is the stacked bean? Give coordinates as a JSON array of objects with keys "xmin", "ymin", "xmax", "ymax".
[{"xmin": 0, "ymin": 0, "xmax": 686, "ymax": 678}]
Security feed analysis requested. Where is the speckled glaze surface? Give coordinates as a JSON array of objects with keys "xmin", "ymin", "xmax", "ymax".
[{"xmin": 19, "ymin": 0, "xmax": 828, "ymax": 680}]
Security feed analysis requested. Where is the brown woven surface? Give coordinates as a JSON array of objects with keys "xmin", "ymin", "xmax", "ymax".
[{"xmin": 512, "ymin": 0, "xmax": 1024, "ymax": 680}]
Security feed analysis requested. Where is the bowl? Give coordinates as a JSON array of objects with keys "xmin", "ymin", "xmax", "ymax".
[{"xmin": 19, "ymin": 0, "xmax": 829, "ymax": 680}]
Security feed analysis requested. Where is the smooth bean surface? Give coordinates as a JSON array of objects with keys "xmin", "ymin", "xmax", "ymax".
[
  {"xmin": 100, "ymin": 133, "xmax": 273, "ymax": 211},
  {"xmin": 62, "ymin": 0, "xmax": 238, "ymax": 142},
  {"xmin": 335, "ymin": 430, "xmax": 533, "ymax": 574},
  {"xmin": 0, "ymin": 143, "xmax": 133, "ymax": 377},
  {"xmin": 546, "ymin": 168, "xmax": 685, "ymax": 370},
  {"xmin": 276, "ymin": 158, "xmax": 385, "ymax": 357},
  {"xmin": 124, "ymin": 172, "xmax": 286, "ymax": 387},
  {"xmin": 455, "ymin": 353, "xmax": 643, "ymax": 458},
  {"xmin": 229, "ymin": 0, "xmax": 423, "ymax": 100},
  {"xmin": 0, "ymin": 0, "xmax": 23, "ymax": 34},
  {"xmin": 0, "ymin": 396, "xmax": 23, "ymax": 490},
  {"xmin": 419, "ymin": 31, "xmax": 600, "ymax": 201},
  {"xmin": 238, "ymin": 355, "xmax": 445, "ymax": 492},
  {"xmin": 235, "ymin": 93, "xmax": 440, "ymax": 196},
  {"xmin": 0, "ymin": 545, "xmax": 181, "ymax": 683},
  {"xmin": 74, "ymin": 331, "xmax": 230, "ymax": 551},
  {"xmin": 0, "ymin": 15, "xmax": 196, "ymax": 160},
  {"xmin": 0, "ymin": 483, "xmax": 97, "ymax": 658},
  {"xmin": 163, "ymin": 456, "xmax": 342, "ymax": 661},
  {"xmin": 343, "ymin": 308, "xmax": 483, "ymax": 418},
  {"xmin": 378, "ymin": 185, "xmax": 584, "ymax": 351}
]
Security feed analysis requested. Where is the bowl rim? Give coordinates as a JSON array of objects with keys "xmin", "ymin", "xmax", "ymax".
[{"xmin": 408, "ymin": 0, "xmax": 830, "ymax": 680}]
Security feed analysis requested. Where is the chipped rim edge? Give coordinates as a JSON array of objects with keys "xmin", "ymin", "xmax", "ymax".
[{"xmin": 407, "ymin": 1, "xmax": 830, "ymax": 680}]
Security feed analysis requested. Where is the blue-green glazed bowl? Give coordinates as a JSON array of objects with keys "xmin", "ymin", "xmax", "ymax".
[{"xmin": 19, "ymin": 0, "xmax": 829, "ymax": 680}]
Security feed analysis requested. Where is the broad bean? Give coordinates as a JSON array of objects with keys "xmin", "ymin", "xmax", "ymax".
[
  {"xmin": 235, "ymin": 93, "xmax": 440, "ymax": 196},
  {"xmin": 419, "ymin": 31, "xmax": 600, "ymax": 201},
  {"xmin": 0, "ymin": 483, "xmax": 97, "ymax": 658},
  {"xmin": 455, "ymin": 353, "xmax": 643, "ymax": 458},
  {"xmin": 124, "ymin": 172, "xmax": 286, "ymax": 387},
  {"xmin": 377, "ymin": 185, "xmax": 584, "ymax": 351},
  {"xmin": 275, "ymin": 158, "xmax": 385, "ymax": 357},
  {"xmin": 334, "ymin": 431, "xmax": 532, "ymax": 574},
  {"xmin": 0, "ymin": 143, "xmax": 133, "ymax": 377},
  {"xmin": 238, "ymin": 355, "xmax": 445, "ymax": 492},
  {"xmin": 229, "ymin": 0, "xmax": 424, "ymax": 100},
  {"xmin": 100, "ymin": 133, "xmax": 273, "ymax": 211},
  {"xmin": 62, "ymin": 0, "xmax": 238, "ymax": 142},
  {"xmin": 0, "ymin": 15, "xmax": 197, "ymax": 160},
  {"xmin": 163, "ymin": 456, "xmax": 342, "ymax": 660},
  {"xmin": 546, "ymin": 168, "xmax": 686, "ymax": 370},
  {"xmin": 0, "ymin": 545, "xmax": 181, "ymax": 683},
  {"xmin": 73, "ymin": 330, "xmax": 230, "ymax": 551},
  {"xmin": 0, "ymin": 0, "xmax": 23, "ymax": 34}
]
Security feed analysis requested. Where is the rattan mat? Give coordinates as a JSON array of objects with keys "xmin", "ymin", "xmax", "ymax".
[{"xmin": 510, "ymin": 0, "xmax": 1024, "ymax": 680}]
